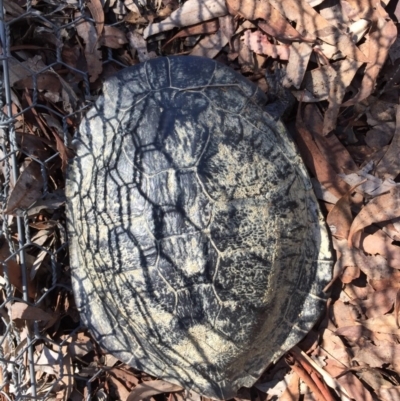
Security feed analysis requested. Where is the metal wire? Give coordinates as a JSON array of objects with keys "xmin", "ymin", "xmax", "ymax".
[{"xmin": 0, "ymin": 0, "xmax": 105, "ymax": 398}]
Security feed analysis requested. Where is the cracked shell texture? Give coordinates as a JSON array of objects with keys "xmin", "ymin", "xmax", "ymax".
[{"xmin": 66, "ymin": 56, "xmax": 333, "ymax": 400}]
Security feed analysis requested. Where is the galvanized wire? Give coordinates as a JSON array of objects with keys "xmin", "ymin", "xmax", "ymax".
[{"xmin": 0, "ymin": 0, "xmax": 102, "ymax": 399}]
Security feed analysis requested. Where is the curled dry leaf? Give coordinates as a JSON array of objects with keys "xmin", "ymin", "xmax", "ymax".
[
  {"xmin": 87, "ymin": 0, "xmax": 105, "ymax": 38},
  {"xmin": 143, "ymin": 0, "xmax": 227, "ymax": 39},
  {"xmin": 75, "ymin": 11, "xmax": 103, "ymax": 82},
  {"xmin": 5, "ymin": 161, "xmax": 44, "ymax": 214},
  {"xmin": 348, "ymin": 186, "xmax": 400, "ymax": 247},
  {"xmin": 323, "ymin": 59, "xmax": 364, "ymax": 135},
  {"xmin": 283, "ymin": 42, "xmax": 313, "ymax": 89},
  {"xmin": 343, "ymin": 3, "xmax": 397, "ymax": 107},
  {"xmin": 126, "ymin": 380, "xmax": 183, "ymax": 401},
  {"xmin": 354, "ymin": 229, "xmax": 400, "ymax": 270},
  {"xmin": 227, "ymin": 0, "xmax": 308, "ymax": 41},
  {"xmin": 295, "ymin": 108, "xmax": 349, "ymax": 199},
  {"xmin": 268, "ymin": 0, "xmax": 367, "ymax": 63},
  {"xmin": 190, "ymin": 15, "xmax": 232, "ymax": 58},
  {"xmin": 326, "ymin": 190, "xmax": 352, "ymax": 239},
  {"xmin": 108, "ymin": 375, "xmax": 130, "ymax": 400},
  {"xmin": 375, "ymin": 105, "xmax": 400, "ymax": 179},
  {"xmin": 162, "ymin": 20, "xmax": 219, "ymax": 49},
  {"xmin": 242, "ymin": 31, "xmax": 289, "ymax": 60},
  {"xmin": 331, "ymin": 237, "xmax": 393, "ymax": 287},
  {"xmin": 127, "ymin": 31, "xmax": 157, "ymax": 63}
]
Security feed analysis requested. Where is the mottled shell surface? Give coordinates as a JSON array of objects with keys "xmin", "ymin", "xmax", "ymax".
[{"xmin": 66, "ymin": 56, "xmax": 333, "ymax": 400}]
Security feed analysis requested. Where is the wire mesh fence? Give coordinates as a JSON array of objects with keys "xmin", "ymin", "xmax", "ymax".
[{"xmin": 0, "ymin": 1, "xmax": 126, "ymax": 399}]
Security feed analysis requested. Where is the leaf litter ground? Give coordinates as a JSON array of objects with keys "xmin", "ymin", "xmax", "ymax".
[{"xmin": 1, "ymin": 0, "xmax": 400, "ymax": 400}]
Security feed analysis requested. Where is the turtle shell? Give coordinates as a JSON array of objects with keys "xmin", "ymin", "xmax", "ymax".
[{"xmin": 66, "ymin": 56, "xmax": 332, "ymax": 399}]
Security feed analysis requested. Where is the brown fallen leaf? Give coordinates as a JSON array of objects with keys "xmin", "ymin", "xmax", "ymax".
[
  {"xmin": 348, "ymin": 186, "xmax": 400, "ymax": 247},
  {"xmin": 242, "ymin": 30, "xmax": 290, "ymax": 60},
  {"xmin": 353, "ymin": 341, "xmax": 400, "ymax": 373},
  {"xmin": 108, "ymin": 375, "xmax": 130, "ymax": 400},
  {"xmin": 143, "ymin": 0, "xmax": 227, "ymax": 39},
  {"xmin": 375, "ymin": 105, "xmax": 400, "ymax": 179},
  {"xmin": 278, "ymin": 371, "xmax": 300, "ymax": 401},
  {"xmin": 323, "ymin": 58, "xmax": 363, "ymax": 135},
  {"xmin": 14, "ymin": 72, "xmax": 62, "ymax": 93},
  {"xmin": 295, "ymin": 107, "xmax": 349, "ymax": 199},
  {"xmin": 376, "ymin": 386, "xmax": 400, "ymax": 401},
  {"xmin": 317, "ymin": 341, "xmax": 374, "ymax": 401},
  {"xmin": 343, "ymin": 3, "xmax": 397, "ymax": 106},
  {"xmin": 127, "ymin": 31, "xmax": 157, "ymax": 63},
  {"xmin": 354, "ymin": 229, "xmax": 400, "ymax": 270},
  {"xmin": 326, "ymin": 190, "xmax": 353, "ymax": 240},
  {"xmin": 110, "ymin": 367, "xmax": 140, "ymax": 389},
  {"xmin": 227, "ymin": 0, "xmax": 308, "ymax": 42},
  {"xmin": 190, "ymin": 15, "xmax": 232, "ymax": 58},
  {"xmin": 87, "ymin": 0, "xmax": 104, "ymax": 39},
  {"xmin": 332, "ymin": 300, "xmax": 358, "ymax": 328},
  {"xmin": 302, "ymin": 104, "xmax": 358, "ymax": 174},
  {"xmin": 162, "ymin": 20, "xmax": 219, "ymax": 49},
  {"xmin": 126, "ymin": 380, "xmax": 183, "ymax": 401},
  {"xmin": 101, "ymin": 26, "xmax": 128, "ymax": 49},
  {"xmin": 330, "ymin": 238, "xmax": 393, "ymax": 289},
  {"xmin": 268, "ymin": 0, "xmax": 367, "ymax": 63},
  {"xmin": 10, "ymin": 302, "xmax": 53, "ymax": 321},
  {"xmin": 353, "ymin": 288, "xmax": 398, "ymax": 318},
  {"xmin": 5, "ymin": 161, "xmax": 44, "ymax": 214},
  {"xmin": 0, "ymin": 239, "xmax": 36, "ymax": 298},
  {"xmin": 283, "ymin": 42, "xmax": 313, "ymax": 89},
  {"xmin": 360, "ymin": 315, "xmax": 400, "ymax": 335},
  {"xmin": 75, "ymin": 11, "xmax": 102, "ymax": 82}
]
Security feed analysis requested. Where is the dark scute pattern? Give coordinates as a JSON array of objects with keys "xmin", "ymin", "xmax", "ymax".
[{"xmin": 66, "ymin": 56, "xmax": 333, "ymax": 400}]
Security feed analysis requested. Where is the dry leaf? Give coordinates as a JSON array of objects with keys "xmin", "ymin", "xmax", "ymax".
[
  {"xmin": 268, "ymin": 0, "xmax": 367, "ymax": 62},
  {"xmin": 5, "ymin": 161, "xmax": 44, "ymax": 214},
  {"xmin": 227, "ymin": 0, "xmax": 307, "ymax": 41},
  {"xmin": 360, "ymin": 315, "xmax": 400, "ymax": 335},
  {"xmin": 101, "ymin": 26, "xmax": 128, "ymax": 49},
  {"xmin": 353, "ymin": 342, "xmax": 400, "ymax": 373},
  {"xmin": 108, "ymin": 375, "xmax": 130, "ymax": 399},
  {"xmin": 14, "ymin": 72, "xmax": 62, "ymax": 93},
  {"xmin": 162, "ymin": 20, "xmax": 219, "ymax": 48},
  {"xmin": 348, "ymin": 187, "xmax": 400, "ymax": 246},
  {"xmin": 0, "ymin": 239, "xmax": 36, "ymax": 298},
  {"xmin": 354, "ymin": 229, "xmax": 400, "ymax": 270},
  {"xmin": 375, "ymin": 105, "xmax": 400, "ymax": 178},
  {"xmin": 126, "ymin": 380, "xmax": 183, "ymax": 401},
  {"xmin": 302, "ymin": 104, "xmax": 358, "ymax": 173},
  {"xmin": 353, "ymin": 288, "xmax": 398, "ymax": 318},
  {"xmin": 87, "ymin": 0, "xmax": 105, "ymax": 38},
  {"xmin": 10, "ymin": 302, "xmax": 53, "ymax": 321},
  {"xmin": 242, "ymin": 30, "xmax": 290, "ymax": 59},
  {"xmin": 75, "ymin": 11, "xmax": 102, "ymax": 82},
  {"xmin": 343, "ymin": 4, "xmax": 397, "ymax": 106},
  {"xmin": 376, "ymin": 386, "xmax": 400, "ymax": 401},
  {"xmin": 295, "ymin": 108, "xmax": 349, "ymax": 199},
  {"xmin": 283, "ymin": 42, "xmax": 313, "ymax": 89},
  {"xmin": 190, "ymin": 15, "xmax": 232, "ymax": 58},
  {"xmin": 143, "ymin": 0, "xmax": 227, "ymax": 39},
  {"xmin": 327, "ymin": 191, "xmax": 353, "ymax": 239},
  {"xmin": 127, "ymin": 31, "xmax": 156, "ymax": 62}
]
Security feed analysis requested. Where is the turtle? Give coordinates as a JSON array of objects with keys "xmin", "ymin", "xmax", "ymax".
[{"xmin": 66, "ymin": 56, "xmax": 333, "ymax": 400}]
